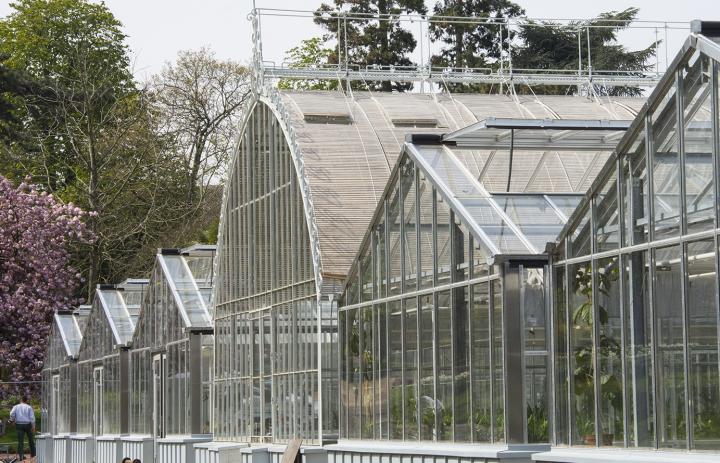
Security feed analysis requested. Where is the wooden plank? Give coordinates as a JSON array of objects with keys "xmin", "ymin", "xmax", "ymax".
[{"xmin": 281, "ymin": 438, "xmax": 303, "ymax": 463}]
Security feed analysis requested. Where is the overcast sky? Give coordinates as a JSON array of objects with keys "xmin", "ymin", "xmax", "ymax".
[{"xmin": 1, "ymin": 0, "xmax": 719, "ymax": 80}]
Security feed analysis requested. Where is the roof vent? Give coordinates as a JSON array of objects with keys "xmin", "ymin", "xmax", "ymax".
[
  {"xmin": 392, "ymin": 117, "xmax": 439, "ymax": 128},
  {"xmin": 303, "ymin": 112, "xmax": 353, "ymax": 124}
]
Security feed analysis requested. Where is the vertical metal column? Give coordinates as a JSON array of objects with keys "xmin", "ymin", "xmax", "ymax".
[
  {"xmin": 189, "ymin": 333, "xmax": 203, "ymax": 435},
  {"xmin": 119, "ymin": 348, "xmax": 130, "ymax": 434}
]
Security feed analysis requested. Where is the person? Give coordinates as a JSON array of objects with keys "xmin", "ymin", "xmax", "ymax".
[
  {"xmin": 133, "ymin": 459, "xmax": 141, "ymax": 463},
  {"xmin": 122, "ymin": 459, "xmax": 132, "ymax": 463},
  {"xmin": 9, "ymin": 396, "xmax": 35, "ymax": 461}
]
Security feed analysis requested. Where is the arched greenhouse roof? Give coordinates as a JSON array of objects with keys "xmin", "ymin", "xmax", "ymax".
[{"xmin": 268, "ymin": 89, "xmax": 644, "ymax": 277}]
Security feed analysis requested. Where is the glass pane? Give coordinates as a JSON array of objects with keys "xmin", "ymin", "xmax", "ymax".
[
  {"xmin": 553, "ymin": 265, "xmax": 569, "ymax": 445},
  {"xmin": 524, "ymin": 267, "xmax": 549, "ymax": 443},
  {"xmin": 687, "ymin": 239, "xmax": 720, "ymax": 449},
  {"xmin": 492, "ymin": 279, "xmax": 505, "ymax": 442},
  {"xmin": 375, "ymin": 214, "xmax": 387, "ymax": 299},
  {"xmin": 596, "ymin": 256, "xmax": 623, "ymax": 446},
  {"xmin": 402, "ymin": 163, "xmax": 418, "ymax": 293},
  {"xmin": 388, "ymin": 185, "xmax": 403, "ymax": 297},
  {"xmin": 347, "ymin": 309, "xmax": 361, "ymax": 438},
  {"xmin": 682, "ymin": 58, "xmax": 714, "ymax": 234},
  {"xmin": 620, "ymin": 125, "xmax": 650, "ymax": 247},
  {"xmin": 418, "ymin": 178, "xmax": 434, "ymax": 290},
  {"xmin": 459, "ymin": 197, "xmax": 529, "ymax": 253},
  {"xmin": 388, "ymin": 301, "xmax": 403, "ymax": 439},
  {"xmin": 568, "ymin": 261, "xmax": 595, "ymax": 445},
  {"xmin": 404, "ymin": 297, "xmax": 419, "ymax": 440},
  {"xmin": 361, "ymin": 249, "xmax": 373, "ymax": 302},
  {"xmin": 436, "ymin": 198, "xmax": 452, "ymax": 287},
  {"xmin": 361, "ymin": 306, "xmax": 374, "ymax": 439},
  {"xmin": 455, "ymin": 222, "xmax": 471, "ymax": 282},
  {"xmin": 653, "ymin": 244, "xmax": 685, "ymax": 448},
  {"xmin": 419, "ymin": 294, "xmax": 435, "ymax": 440},
  {"xmin": 594, "ymin": 172, "xmax": 620, "ymax": 253},
  {"xmin": 652, "ymin": 83, "xmax": 681, "ymax": 239},
  {"xmin": 546, "ymin": 195, "xmax": 583, "ymax": 220},
  {"xmin": 569, "ymin": 206, "xmax": 592, "ymax": 259},
  {"xmin": 494, "ymin": 195, "xmax": 566, "ymax": 252},
  {"xmin": 622, "ymin": 251, "xmax": 655, "ymax": 447},
  {"xmin": 437, "ymin": 290, "xmax": 453, "ymax": 441},
  {"xmin": 454, "ymin": 286, "xmax": 471, "ymax": 442},
  {"xmin": 472, "ymin": 282, "xmax": 492, "ymax": 443}
]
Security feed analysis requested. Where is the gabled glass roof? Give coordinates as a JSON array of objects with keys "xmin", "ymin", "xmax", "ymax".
[
  {"xmin": 157, "ymin": 245, "xmax": 215, "ymax": 329},
  {"xmin": 96, "ymin": 280, "xmax": 148, "ymax": 346},
  {"xmin": 406, "ymin": 143, "xmax": 582, "ymax": 256},
  {"xmin": 54, "ymin": 312, "xmax": 83, "ymax": 358}
]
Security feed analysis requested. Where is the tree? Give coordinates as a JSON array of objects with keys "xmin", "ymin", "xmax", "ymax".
[
  {"xmin": 278, "ymin": 37, "xmax": 339, "ymax": 91},
  {"xmin": 430, "ymin": 0, "xmax": 525, "ymax": 69},
  {"xmin": 150, "ymin": 48, "xmax": 250, "ymax": 202},
  {"xmin": 0, "ymin": 175, "xmax": 93, "ymax": 398},
  {"xmin": 0, "ymin": 1, "xmax": 222, "ymax": 298},
  {"xmin": 512, "ymin": 8, "xmax": 657, "ymax": 96},
  {"xmin": 315, "ymin": 0, "xmax": 427, "ymax": 92}
]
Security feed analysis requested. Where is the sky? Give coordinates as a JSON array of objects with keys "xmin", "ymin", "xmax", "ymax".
[{"xmin": 0, "ymin": 0, "xmax": 719, "ymax": 81}]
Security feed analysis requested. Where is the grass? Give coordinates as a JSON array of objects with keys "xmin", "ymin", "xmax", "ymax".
[{"xmin": 0, "ymin": 400, "xmax": 42, "ymax": 453}]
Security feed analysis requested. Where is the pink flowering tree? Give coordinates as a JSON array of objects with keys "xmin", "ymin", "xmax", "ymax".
[{"xmin": 0, "ymin": 175, "xmax": 93, "ymax": 399}]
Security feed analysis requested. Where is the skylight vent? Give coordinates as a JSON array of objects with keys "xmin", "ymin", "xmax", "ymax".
[
  {"xmin": 303, "ymin": 113, "xmax": 353, "ymax": 124},
  {"xmin": 392, "ymin": 117, "xmax": 439, "ymax": 128}
]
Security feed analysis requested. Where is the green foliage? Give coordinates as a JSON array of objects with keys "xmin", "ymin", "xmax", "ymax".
[
  {"xmin": 527, "ymin": 402, "xmax": 549, "ymax": 443},
  {"xmin": 429, "ymin": 0, "xmax": 524, "ymax": 93},
  {"xmin": 315, "ymin": 0, "xmax": 427, "ymax": 92},
  {"xmin": 513, "ymin": 8, "xmax": 657, "ymax": 96},
  {"xmin": 278, "ymin": 37, "xmax": 338, "ymax": 91}
]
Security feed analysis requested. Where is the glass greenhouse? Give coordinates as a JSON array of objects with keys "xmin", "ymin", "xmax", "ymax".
[
  {"xmin": 550, "ymin": 31, "xmax": 720, "ymax": 452},
  {"xmin": 76, "ymin": 280, "xmax": 147, "ymax": 436},
  {"xmin": 212, "ymin": 88, "xmax": 641, "ymax": 446},
  {"xmin": 40, "ymin": 308, "xmax": 87, "ymax": 435},
  {"xmin": 129, "ymin": 245, "xmax": 215, "ymax": 438}
]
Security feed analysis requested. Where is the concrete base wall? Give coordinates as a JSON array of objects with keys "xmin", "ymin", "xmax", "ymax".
[
  {"xmin": 36, "ymin": 434, "xmax": 54, "ymax": 463},
  {"xmin": 156, "ymin": 436, "xmax": 212, "ymax": 463},
  {"xmin": 121, "ymin": 435, "xmax": 155, "ymax": 462},
  {"xmin": 532, "ymin": 448, "xmax": 720, "ymax": 463}
]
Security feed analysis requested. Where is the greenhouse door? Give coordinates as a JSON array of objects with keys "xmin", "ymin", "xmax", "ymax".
[
  {"xmin": 51, "ymin": 374, "xmax": 60, "ymax": 434},
  {"xmin": 152, "ymin": 353, "xmax": 166, "ymax": 438},
  {"xmin": 93, "ymin": 367, "xmax": 103, "ymax": 435}
]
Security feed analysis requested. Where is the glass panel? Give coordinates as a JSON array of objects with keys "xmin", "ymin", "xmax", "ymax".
[
  {"xmin": 404, "ymin": 296, "xmax": 419, "ymax": 440},
  {"xmin": 361, "ymin": 249, "xmax": 373, "ymax": 303},
  {"xmin": 454, "ymin": 222, "xmax": 471, "ymax": 282},
  {"xmin": 569, "ymin": 206, "xmax": 592, "ymax": 259},
  {"xmin": 388, "ymin": 185, "xmax": 403, "ymax": 297},
  {"xmin": 682, "ymin": 58, "xmax": 714, "ymax": 234},
  {"xmin": 554, "ymin": 265, "xmax": 569, "ymax": 445},
  {"xmin": 492, "ymin": 279, "xmax": 505, "ymax": 442},
  {"xmin": 388, "ymin": 300, "xmax": 403, "ymax": 439},
  {"xmin": 436, "ymin": 198, "xmax": 452, "ymax": 286},
  {"xmin": 347, "ymin": 309, "xmax": 360, "ymax": 438},
  {"xmin": 454, "ymin": 286, "xmax": 471, "ymax": 442},
  {"xmin": 418, "ymin": 178, "xmax": 434, "ymax": 290},
  {"xmin": 546, "ymin": 195, "xmax": 583, "ymax": 220},
  {"xmin": 596, "ymin": 256, "xmax": 623, "ymax": 446},
  {"xmin": 375, "ymin": 213, "xmax": 387, "ymax": 299},
  {"xmin": 472, "ymin": 282, "xmax": 492, "ymax": 443},
  {"xmin": 594, "ymin": 171, "xmax": 620, "ymax": 253},
  {"xmin": 653, "ymin": 244, "xmax": 685, "ymax": 448},
  {"xmin": 687, "ymin": 239, "xmax": 720, "ymax": 449},
  {"xmin": 361, "ymin": 306, "xmax": 374, "ymax": 439},
  {"xmin": 494, "ymin": 195, "xmax": 566, "ymax": 252},
  {"xmin": 161, "ymin": 255, "xmax": 211, "ymax": 327},
  {"xmin": 376, "ymin": 303, "xmax": 389, "ymax": 440},
  {"xmin": 622, "ymin": 250, "xmax": 655, "ymax": 447},
  {"xmin": 652, "ymin": 83, "xmax": 681, "ymax": 239},
  {"xmin": 436, "ymin": 290, "xmax": 453, "ymax": 441},
  {"xmin": 621, "ymin": 125, "xmax": 650, "ymax": 247},
  {"xmin": 402, "ymin": 163, "xmax": 418, "ymax": 293},
  {"xmin": 568, "ymin": 261, "xmax": 595, "ymax": 445},
  {"xmin": 419, "ymin": 294, "xmax": 435, "ymax": 440},
  {"xmin": 524, "ymin": 267, "xmax": 549, "ymax": 443},
  {"xmin": 459, "ymin": 197, "xmax": 529, "ymax": 253}
]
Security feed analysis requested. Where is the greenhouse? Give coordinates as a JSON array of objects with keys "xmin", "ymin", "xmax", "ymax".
[
  {"xmin": 71, "ymin": 279, "xmax": 148, "ymax": 463},
  {"xmin": 128, "ymin": 245, "xmax": 215, "ymax": 458},
  {"xmin": 212, "ymin": 83, "xmax": 642, "ymax": 452},
  {"xmin": 542, "ymin": 29, "xmax": 720, "ymax": 457},
  {"xmin": 38, "ymin": 306, "xmax": 88, "ymax": 462}
]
